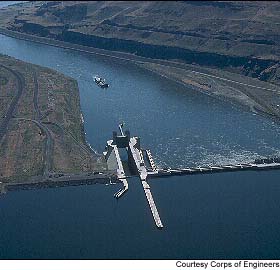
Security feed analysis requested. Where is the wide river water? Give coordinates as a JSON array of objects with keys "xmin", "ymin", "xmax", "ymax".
[{"xmin": 1, "ymin": 33, "xmax": 280, "ymax": 259}]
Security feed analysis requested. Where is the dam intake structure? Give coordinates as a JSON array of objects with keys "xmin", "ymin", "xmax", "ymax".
[{"xmin": 104, "ymin": 125, "xmax": 280, "ymax": 229}]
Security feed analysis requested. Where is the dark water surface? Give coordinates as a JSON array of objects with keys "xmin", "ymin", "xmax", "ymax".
[{"xmin": 0, "ymin": 34, "xmax": 280, "ymax": 259}]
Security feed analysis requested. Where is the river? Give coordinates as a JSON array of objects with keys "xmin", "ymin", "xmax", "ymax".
[{"xmin": 0, "ymin": 33, "xmax": 280, "ymax": 259}]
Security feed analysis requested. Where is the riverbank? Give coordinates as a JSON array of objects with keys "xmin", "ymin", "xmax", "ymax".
[
  {"xmin": 1, "ymin": 27, "xmax": 280, "ymax": 122},
  {"xmin": 0, "ymin": 53, "xmax": 107, "ymax": 183},
  {"xmin": 136, "ymin": 62, "xmax": 280, "ymax": 122}
]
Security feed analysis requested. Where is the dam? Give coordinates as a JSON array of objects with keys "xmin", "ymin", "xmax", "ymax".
[
  {"xmin": 103, "ymin": 124, "xmax": 163, "ymax": 228},
  {"xmin": 103, "ymin": 125, "xmax": 280, "ymax": 229},
  {"xmin": 0, "ymin": 27, "xmax": 280, "ymax": 259},
  {"xmin": 2, "ymin": 124, "xmax": 280, "ymax": 230}
]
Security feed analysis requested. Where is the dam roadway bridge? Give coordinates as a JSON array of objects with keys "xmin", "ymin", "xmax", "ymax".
[
  {"xmin": 1, "ymin": 126, "xmax": 280, "ymax": 229},
  {"xmin": 103, "ymin": 125, "xmax": 280, "ymax": 229}
]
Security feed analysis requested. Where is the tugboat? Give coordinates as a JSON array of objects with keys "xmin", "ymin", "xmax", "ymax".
[{"xmin": 93, "ymin": 75, "xmax": 109, "ymax": 88}]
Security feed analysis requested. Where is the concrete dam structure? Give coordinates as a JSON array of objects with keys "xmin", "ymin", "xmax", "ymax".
[
  {"xmin": 103, "ymin": 125, "xmax": 280, "ymax": 229},
  {"xmin": 103, "ymin": 124, "xmax": 163, "ymax": 229},
  {"xmin": 2, "ymin": 124, "xmax": 280, "ymax": 229}
]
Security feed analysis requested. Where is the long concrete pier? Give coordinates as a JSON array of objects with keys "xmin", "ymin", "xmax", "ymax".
[
  {"xmin": 128, "ymin": 137, "xmax": 164, "ymax": 229},
  {"xmin": 141, "ymin": 180, "xmax": 163, "ymax": 228}
]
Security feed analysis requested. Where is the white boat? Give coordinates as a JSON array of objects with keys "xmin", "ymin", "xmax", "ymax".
[{"xmin": 93, "ymin": 75, "xmax": 109, "ymax": 88}]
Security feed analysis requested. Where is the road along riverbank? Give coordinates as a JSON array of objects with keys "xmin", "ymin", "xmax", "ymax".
[{"xmin": 1, "ymin": 27, "xmax": 280, "ymax": 122}]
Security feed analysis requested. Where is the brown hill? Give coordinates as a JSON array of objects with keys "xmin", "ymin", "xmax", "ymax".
[{"xmin": 1, "ymin": 1, "xmax": 280, "ymax": 84}]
